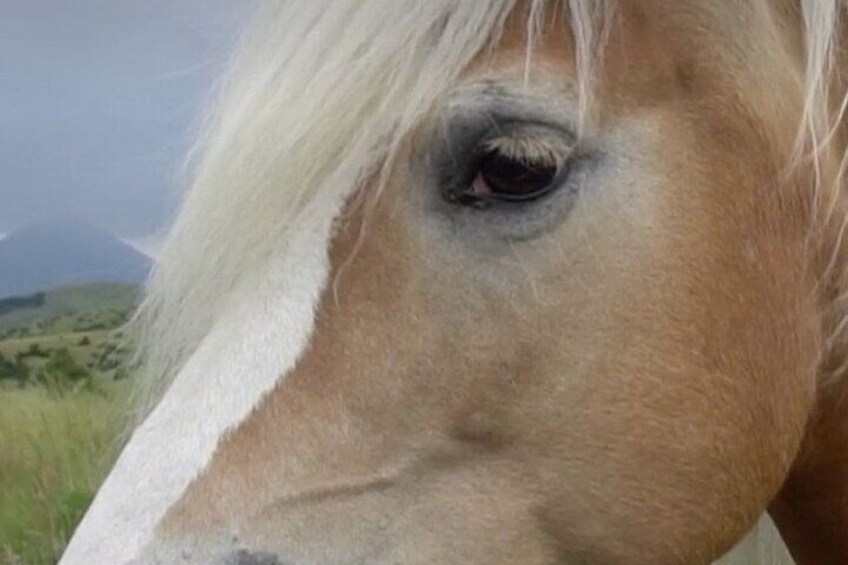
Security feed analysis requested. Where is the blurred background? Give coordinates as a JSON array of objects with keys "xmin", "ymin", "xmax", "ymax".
[
  {"xmin": 2, "ymin": 0, "xmax": 255, "ymax": 261},
  {"xmin": 0, "ymin": 2, "xmax": 254, "ymax": 562}
]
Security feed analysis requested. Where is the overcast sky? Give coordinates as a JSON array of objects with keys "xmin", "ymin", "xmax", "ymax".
[{"xmin": 1, "ymin": 0, "xmax": 256, "ymax": 242}]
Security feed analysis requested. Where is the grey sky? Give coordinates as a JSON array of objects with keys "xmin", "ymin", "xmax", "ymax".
[{"xmin": 1, "ymin": 0, "xmax": 255, "ymax": 239}]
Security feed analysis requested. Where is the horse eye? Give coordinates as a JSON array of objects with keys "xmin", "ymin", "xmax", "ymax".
[
  {"xmin": 472, "ymin": 150, "xmax": 559, "ymax": 202},
  {"xmin": 441, "ymin": 134, "xmax": 571, "ymax": 208}
]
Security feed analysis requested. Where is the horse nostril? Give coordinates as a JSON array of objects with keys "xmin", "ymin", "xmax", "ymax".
[{"xmin": 223, "ymin": 549, "xmax": 284, "ymax": 565}]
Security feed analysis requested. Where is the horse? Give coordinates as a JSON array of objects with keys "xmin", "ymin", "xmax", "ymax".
[{"xmin": 60, "ymin": 0, "xmax": 847, "ymax": 563}]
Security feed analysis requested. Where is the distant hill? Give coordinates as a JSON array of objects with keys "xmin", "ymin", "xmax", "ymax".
[
  {"xmin": 0, "ymin": 217, "xmax": 152, "ymax": 298},
  {"xmin": 0, "ymin": 281, "xmax": 140, "ymax": 339},
  {"xmin": 0, "ymin": 281, "xmax": 140, "ymax": 386}
]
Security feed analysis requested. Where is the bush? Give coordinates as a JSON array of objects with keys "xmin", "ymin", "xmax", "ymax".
[
  {"xmin": 43, "ymin": 349, "xmax": 90, "ymax": 383},
  {"xmin": 0, "ymin": 354, "xmax": 29, "ymax": 385},
  {"xmin": 23, "ymin": 343, "xmax": 49, "ymax": 359},
  {"xmin": 0, "ymin": 354, "xmax": 17, "ymax": 381}
]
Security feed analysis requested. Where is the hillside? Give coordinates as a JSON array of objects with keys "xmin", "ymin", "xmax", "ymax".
[
  {"xmin": 0, "ymin": 283, "xmax": 137, "ymax": 564},
  {"xmin": 0, "ymin": 217, "xmax": 152, "ymax": 298},
  {"xmin": 0, "ymin": 282, "xmax": 140, "ymax": 340}
]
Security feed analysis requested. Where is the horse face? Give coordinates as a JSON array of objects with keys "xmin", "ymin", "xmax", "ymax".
[{"xmin": 65, "ymin": 2, "xmax": 827, "ymax": 564}]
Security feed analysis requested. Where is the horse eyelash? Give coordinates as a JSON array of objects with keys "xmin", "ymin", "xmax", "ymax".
[{"xmin": 481, "ymin": 133, "xmax": 574, "ymax": 170}]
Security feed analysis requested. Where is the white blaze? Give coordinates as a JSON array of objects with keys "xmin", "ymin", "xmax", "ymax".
[{"xmin": 59, "ymin": 204, "xmax": 338, "ymax": 564}]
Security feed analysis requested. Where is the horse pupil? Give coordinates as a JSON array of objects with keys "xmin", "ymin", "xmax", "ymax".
[{"xmin": 479, "ymin": 151, "xmax": 557, "ymax": 198}]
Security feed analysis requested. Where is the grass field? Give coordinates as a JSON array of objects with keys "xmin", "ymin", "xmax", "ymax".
[
  {"xmin": 0, "ymin": 282, "xmax": 137, "ymax": 564},
  {"xmin": 0, "ymin": 328, "xmax": 132, "ymax": 382},
  {"xmin": 0, "ymin": 382, "xmax": 130, "ymax": 564},
  {"xmin": 0, "ymin": 283, "xmax": 138, "ymax": 340}
]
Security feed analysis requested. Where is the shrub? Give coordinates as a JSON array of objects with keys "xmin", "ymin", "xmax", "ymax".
[
  {"xmin": 0, "ymin": 354, "xmax": 17, "ymax": 382},
  {"xmin": 44, "ymin": 349, "xmax": 90, "ymax": 383},
  {"xmin": 0, "ymin": 355, "xmax": 30, "ymax": 385},
  {"xmin": 24, "ymin": 343, "xmax": 49, "ymax": 359}
]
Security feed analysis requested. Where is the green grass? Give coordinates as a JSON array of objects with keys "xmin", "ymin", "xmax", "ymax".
[
  {"xmin": 0, "ymin": 282, "xmax": 139, "ymax": 340},
  {"xmin": 0, "ymin": 282, "xmax": 139, "ymax": 564},
  {"xmin": 0, "ymin": 328, "xmax": 133, "ymax": 382},
  {"xmin": 0, "ymin": 382, "xmax": 130, "ymax": 564}
]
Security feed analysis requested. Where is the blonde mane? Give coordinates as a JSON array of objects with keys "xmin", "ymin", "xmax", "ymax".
[{"xmin": 133, "ymin": 0, "xmax": 848, "ymax": 410}]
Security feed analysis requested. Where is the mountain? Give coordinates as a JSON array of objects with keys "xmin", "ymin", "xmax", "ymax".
[{"xmin": 0, "ymin": 217, "xmax": 152, "ymax": 298}]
